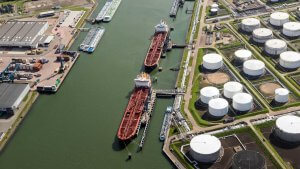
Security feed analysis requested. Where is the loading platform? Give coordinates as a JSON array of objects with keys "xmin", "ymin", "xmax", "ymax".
[
  {"xmin": 169, "ymin": 0, "xmax": 185, "ymax": 17},
  {"xmin": 155, "ymin": 88, "xmax": 185, "ymax": 97},
  {"xmin": 138, "ymin": 90, "xmax": 156, "ymax": 149}
]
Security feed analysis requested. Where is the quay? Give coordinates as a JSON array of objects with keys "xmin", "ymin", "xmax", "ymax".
[{"xmin": 138, "ymin": 90, "xmax": 156, "ymax": 149}]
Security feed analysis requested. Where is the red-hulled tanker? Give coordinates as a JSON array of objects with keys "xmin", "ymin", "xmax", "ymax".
[
  {"xmin": 117, "ymin": 73, "xmax": 151, "ymax": 142},
  {"xmin": 144, "ymin": 21, "xmax": 169, "ymax": 71}
]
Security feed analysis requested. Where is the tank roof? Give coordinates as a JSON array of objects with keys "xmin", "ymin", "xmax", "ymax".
[
  {"xmin": 270, "ymin": 12, "xmax": 289, "ymax": 20},
  {"xmin": 276, "ymin": 115, "xmax": 300, "ymax": 134},
  {"xmin": 242, "ymin": 18, "xmax": 260, "ymax": 25},
  {"xmin": 243, "ymin": 59, "xmax": 265, "ymax": 70},
  {"xmin": 203, "ymin": 53, "xmax": 222, "ymax": 63},
  {"xmin": 190, "ymin": 134, "xmax": 221, "ymax": 154},
  {"xmin": 200, "ymin": 86, "xmax": 219, "ymax": 97},
  {"xmin": 275, "ymin": 88, "xmax": 289, "ymax": 95},
  {"xmin": 283, "ymin": 22, "xmax": 300, "ymax": 31},
  {"xmin": 265, "ymin": 39, "xmax": 287, "ymax": 48},
  {"xmin": 253, "ymin": 28, "xmax": 272, "ymax": 36},
  {"xmin": 235, "ymin": 49, "xmax": 252, "ymax": 58},
  {"xmin": 280, "ymin": 51, "xmax": 300, "ymax": 62},
  {"xmin": 224, "ymin": 81, "xmax": 243, "ymax": 92},
  {"xmin": 233, "ymin": 93, "xmax": 253, "ymax": 104},
  {"xmin": 209, "ymin": 98, "xmax": 228, "ymax": 109}
]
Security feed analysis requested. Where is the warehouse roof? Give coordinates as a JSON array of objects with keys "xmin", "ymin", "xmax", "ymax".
[
  {"xmin": 0, "ymin": 83, "xmax": 29, "ymax": 108},
  {"xmin": 0, "ymin": 21, "xmax": 47, "ymax": 46}
]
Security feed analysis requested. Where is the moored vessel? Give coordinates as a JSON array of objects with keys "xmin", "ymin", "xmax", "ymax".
[
  {"xmin": 117, "ymin": 73, "xmax": 151, "ymax": 142},
  {"xmin": 144, "ymin": 21, "xmax": 169, "ymax": 71}
]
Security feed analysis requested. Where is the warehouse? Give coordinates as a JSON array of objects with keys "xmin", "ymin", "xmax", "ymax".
[
  {"xmin": 0, "ymin": 83, "xmax": 30, "ymax": 115},
  {"xmin": 0, "ymin": 21, "xmax": 48, "ymax": 49}
]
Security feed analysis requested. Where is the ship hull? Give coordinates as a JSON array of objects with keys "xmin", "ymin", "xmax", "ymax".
[
  {"xmin": 144, "ymin": 32, "xmax": 168, "ymax": 72},
  {"xmin": 117, "ymin": 87, "xmax": 149, "ymax": 142}
]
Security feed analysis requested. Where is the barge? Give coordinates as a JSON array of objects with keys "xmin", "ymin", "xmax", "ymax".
[
  {"xmin": 79, "ymin": 27, "xmax": 105, "ymax": 53},
  {"xmin": 144, "ymin": 21, "xmax": 169, "ymax": 71},
  {"xmin": 159, "ymin": 106, "xmax": 172, "ymax": 141},
  {"xmin": 117, "ymin": 73, "xmax": 151, "ymax": 142},
  {"xmin": 95, "ymin": 0, "xmax": 122, "ymax": 22}
]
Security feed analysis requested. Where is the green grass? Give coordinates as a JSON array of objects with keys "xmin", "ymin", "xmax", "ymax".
[{"xmin": 170, "ymin": 141, "xmax": 195, "ymax": 169}]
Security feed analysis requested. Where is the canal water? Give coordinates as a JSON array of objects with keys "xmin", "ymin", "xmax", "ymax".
[{"xmin": 0, "ymin": 0, "xmax": 193, "ymax": 168}]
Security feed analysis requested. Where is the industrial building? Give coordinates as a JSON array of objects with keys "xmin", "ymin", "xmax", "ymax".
[
  {"xmin": 0, "ymin": 83, "xmax": 30, "ymax": 115},
  {"xmin": 0, "ymin": 21, "xmax": 49, "ymax": 49},
  {"xmin": 189, "ymin": 134, "xmax": 222, "ymax": 163}
]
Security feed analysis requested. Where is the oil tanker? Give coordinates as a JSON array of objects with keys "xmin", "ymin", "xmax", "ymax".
[
  {"xmin": 117, "ymin": 73, "xmax": 151, "ymax": 142},
  {"xmin": 144, "ymin": 21, "xmax": 169, "ymax": 71}
]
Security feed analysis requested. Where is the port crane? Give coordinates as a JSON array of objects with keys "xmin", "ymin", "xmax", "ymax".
[{"xmin": 0, "ymin": 63, "xmax": 19, "ymax": 82}]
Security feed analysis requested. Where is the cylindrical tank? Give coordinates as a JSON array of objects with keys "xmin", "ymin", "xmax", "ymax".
[
  {"xmin": 279, "ymin": 51, "xmax": 300, "ymax": 69},
  {"xmin": 203, "ymin": 53, "xmax": 223, "ymax": 70},
  {"xmin": 243, "ymin": 59, "xmax": 265, "ymax": 77},
  {"xmin": 270, "ymin": 12, "xmax": 289, "ymax": 26},
  {"xmin": 275, "ymin": 115, "xmax": 300, "ymax": 142},
  {"xmin": 200, "ymin": 86, "xmax": 220, "ymax": 104},
  {"xmin": 210, "ymin": 8, "xmax": 218, "ymax": 15},
  {"xmin": 211, "ymin": 3, "xmax": 219, "ymax": 9},
  {"xmin": 234, "ymin": 49, "xmax": 252, "ymax": 63},
  {"xmin": 265, "ymin": 39, "xmax": 287, "ymax": 55},
  {"xmin": 189, "ymin": 134, "xmax": 222, "ymax": 163},
  {"xmin": 223, "ymin": 81, "xmax": 243, "ymax": 99},
  {"xmin": 270, "ymin": 0, "xmax": 279, "ymax": 2},
  {"xmin": 282, "ymin": 22, "xmax": 300, "ymax": 37},
  {"xmin": 232, "ymin": 93, "xmax": 253, "ymax": 112},
  {"xmin": 232, "ymin": 150, "xmax": 266, "ymax": 169},
  {"xmin": 208, "ymin": 98, "xmax": 229, "ymax": 117},
  {"xmin": 274, "ymin": 88, "xmax": 289, "ymax": 103},
  {"xmin": 241, "ymin": 18, "xmax": 261, "ymax": 33},
  {"xmin": 252, "ymin": 28, "xmax": 273, "ymax": 43}
]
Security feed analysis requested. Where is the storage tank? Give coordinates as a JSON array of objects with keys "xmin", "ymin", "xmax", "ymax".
[
  {"xmin": 203, "ymin": 53, "xmax": 223, "ymax": 70},
  {"xmin": 274, "ymin": 88, "xmax": 289, "ymax": 103},
  {"xmin": 243, "ymin": 59, "xmax": 265, "ymax": 77},
  {"xmin": 279, "ymin": 51, "xmax": 300, "ymax": 69},
  {"xmin": 232, "ymin": 93, "xmax": 253, "ymax": 112},
  {"xmin": 234, "ymin": 49, "xmax": 252, "ymax": 63},
  {"xmin": 282, "ymin": 22, "xmax": 300, "ymax": 37},
  {"xmin": 223, "ymin": 81, "xmax": 243, "ymax": 99},
  {"xmin": 275, "ymin": 115, "xmax": 300, "ymax": 142},
  {"xmin": 265, "ymin": 39, "xmax": 287, "ymax": 55},
  {"xmin": 210, "ymin": 8, "xmax": 218, "ymax": 15},
  {"xmin": 241, "ymin": 18, "xmax": 261, "ymax": 33},
  {"xmin": 252, "ymin": 28, "xmax": 273, "ymax": 43},
  {"xmin": 270, "ymin": 0, "xmax": 279, "ymax": 2},
  {"xmin": 189, "ymin": 134, "xmax": 222, "ymax": 163},
  {"xmin": 270, "ymin": 12, "xmax": 289, "ymax": 26},
  {"xmin": 200, "ymin": 86, "xmax": 220, "ymax": 104},
  {"xmin": 232, "ymin": 150, "xmax": 266, "ymax": 169},
  {"xmin": 208, "ymin": 98, "xmax": 229, "ymax": 117}
]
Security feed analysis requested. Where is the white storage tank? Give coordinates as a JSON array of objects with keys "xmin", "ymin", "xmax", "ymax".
[
  {"xmin": 274, "ymin": 88, "xmax": 289, "ymax": 103},
  {"xmin": 270, "ymin": 0, "xmax": 279, "ymax": 2},
  {"xmin": 223, "ymin": 81, "xmax": 243, "ymax": 99},
  {"xmin": 270, "ymin": 12, "xmax": 289, "ymax": 26},
  {"xmin": 243, "ymin": 59, "xmax": 265, "ymax": 77},
  {"xmin": 200, "ymin": 86, "xmax": 220, "ymax": 104},
  {"xmin": 203, "ymin": 53, "xmax": 223, "ymax": 70},
  {"xmin": 189, "ymin": 134, "xmax": 222, "ymax": 163},
  {"xmin": 211, "ymin": 3, "xmax": 219, "ymax": 9},
  {"xmin": 210, "ymin": 8, "xmax": 218, "ymax": 15},
  {"xmin": 208, "ymin": 98, "xmax": 229, "ymax": 117},
  {"xmin": 252, "ymin": 28, "xmax": 273, "ymax": 43},
  {"xmin": 275, "ymin": 115, "xmax": 300, "ymax": 142},
  {"xmin": 282, "ymin": 22, "xmax": 300, "ymax": 37},
  {"xmin": 232, "ymin": 93, "xmax": 253, "ymax": 112},
  {"xmin": 279, "ymin": 51, "xmax": 300, "ymax": 69},
  {"xmin": 265, "ymin": 39, "xmax": 287, "ymax": 55},
  {"xmin": 234, "ymin": 49, "xmax": 252, "ymax": 63},
  {"xmin": 241, "ymin": 18, "xmax": 261, "ymax": 33}
]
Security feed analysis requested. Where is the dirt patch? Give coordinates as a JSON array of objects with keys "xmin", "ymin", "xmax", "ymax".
[
  {"xmin": 259, "ymin": 83, "xmax": 281, "ymax": 96},
  {"xmin": 206, "ymin": 72, "xmax": 230, "ymax": 85}
]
